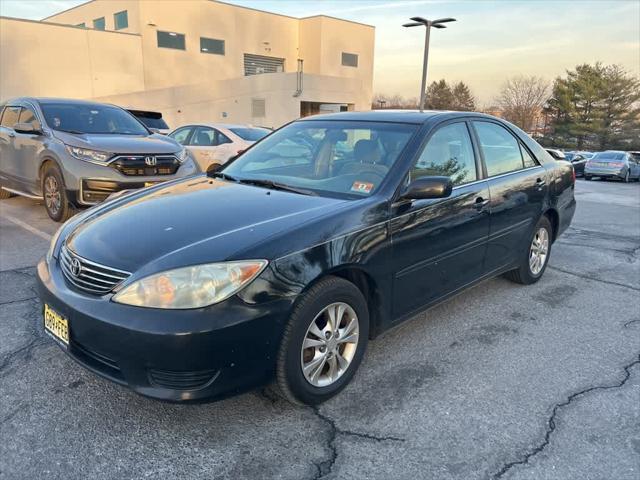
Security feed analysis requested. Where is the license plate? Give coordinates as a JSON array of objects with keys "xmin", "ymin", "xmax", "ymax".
[{"xmin": 44, "ymin": 303, "xmax": 69, "ymax": 346}]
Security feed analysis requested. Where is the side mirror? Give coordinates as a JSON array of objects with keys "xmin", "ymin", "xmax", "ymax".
[
  {"xmin": 206, "ymin": 162, "xmax": 222, "ymax": 175},
  {"xmin": 401, "ymin": 176, "xmax": 453, "ymax": 201},
  {"xmin": 547, "ymin": 150, "xmax": 565, "ymax": 160},
  {"xmin": 13, "ymin": 122, "xmax": 41, "ymax": 135}
]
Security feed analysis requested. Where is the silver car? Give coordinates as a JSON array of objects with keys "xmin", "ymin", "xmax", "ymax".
[
  {"xmin": 584, "ymin": 151, "xmax": 640, "ymax": 182},
  {"xmin": 0, "ymin": 97, "xmax": 197, "ymax": 221}
]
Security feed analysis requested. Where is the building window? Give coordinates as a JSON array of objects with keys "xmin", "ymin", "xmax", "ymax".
[
  {"xmin": 200, "ymin": 37, "xmax": 225, "ymax": 55},
  {"xmin": 93, "ymin": 17, "xmax": 105, "ymax": 30},
  {"xmin": 244, "ymin": 54, "xmax": 284, "ymax": 76},
  {"xmin": 252, "ymin": 99, "xmax": 266, "ymax": 118},
  {"xmin": 341, "ymin": 52, "xmax": 358, "ymax": 67},
  {"xmin": 76, "ymin": 22, "xmax": 86, "ymax": 28},
  {"xmin": 157, "ymin": 31, "xmax": 186, "ymax": 50},
  {"xmin": 114, "ymin": 10, "xmax": 128, "ymax": 30}
]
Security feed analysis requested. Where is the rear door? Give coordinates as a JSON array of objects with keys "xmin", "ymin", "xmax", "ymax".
[
  {"xmin": 471, "ymin": 120, "xmax": 547, "ymax": 272},
  {"xmin": 390, "ymin": 121, "xmax": 490, "ymax": 319},
  {"xmin": 0, "ymin": 105, "xmax": 22, "ymax": 190},
  {"xmin": 12, "ymin": 104, "xmax": 43, "ymax": 192}
]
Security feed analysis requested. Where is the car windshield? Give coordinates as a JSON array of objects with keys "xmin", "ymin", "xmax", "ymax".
[
  {"xmin": 593, "ymin": 152, "xmax": 625, "ymax": 161},
  {"xmin": 222, "ymin": 120, "xmax": 417, "ymax": 198},
  {"xmin": 229, "ymin": 127, "xmax": 271, "ymax": 142},
  {"xmin": 41, "ymin": 103, "xmax": 149, "ymax": 135}
]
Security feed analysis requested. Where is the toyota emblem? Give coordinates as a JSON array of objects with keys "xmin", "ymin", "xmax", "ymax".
[
  {"xmin": 144, "ymin": 156, "xmax": 157, "ymax": 166},
  {"xmin": 70, "ymin": 257, "xmax": 82, "ymax": 277}
]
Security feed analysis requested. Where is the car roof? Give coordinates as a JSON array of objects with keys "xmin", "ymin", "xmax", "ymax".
[
  {"xmin": 6, "ymin": 97, "xmax": 119, "ymax": 108},
  {"xmin": 298, "ymin": 110, "xmax": 497, "ymax": 124},
  {"xmin": 177, "ymin": 123, "xmax": 266, "ymax": 130}
]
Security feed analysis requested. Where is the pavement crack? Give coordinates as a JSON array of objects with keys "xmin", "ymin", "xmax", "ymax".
[
  {"xmin": 490, "ymin": 353, "xmax": 640, "ymax": 480},
  {"xmin": 623, "ymin": 318, "xmax": 640, "ymax": 328},
  {"xmin": 0, "ymin": 296, "xmax": 38, "ymax": 307},
  {"xmin": 308, "ymin": 406, "xmax": 404, "ymax": 479},
  {"xmin": 0, "ymin": 337, "xmax": 50, "ymax": 377},
  {"xmin": 548, "ymin": 265, "xmax": 640, "ymax": 292}
]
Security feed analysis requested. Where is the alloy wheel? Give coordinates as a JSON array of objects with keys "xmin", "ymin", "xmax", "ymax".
[
  {"xmin": 300, "ymin": 302, "xmax": 359, "ymax": 388},
  {"xmin": 529, "ymin": 227, "xmax": 549, "ymax": 276},
  {"xmin": 44, "ymin": 175, "xmax": 61, "ymax": 215}
]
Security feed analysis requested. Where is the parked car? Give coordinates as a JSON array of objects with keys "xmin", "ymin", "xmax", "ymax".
[
  {"xmin": 37, "ymin": 111, "xmax": 575, "ymax": 405},
  {"xmin": 584, "ymin": 150, "xmax": 640, "ymax": 182},
  {"xmin": 569, "ymin": 152, "xmax": 592, "ymax": 177},
  {"xmin": 127, "ymin": 109, "xmax": 171, "ymax": 135},
  {"xmin": 168, "ymin": 123, "xmax": 271, "ymax": 171},
  {"xmin": 0, "ymin": 98, "xmax": 197, "ymax": 221}
]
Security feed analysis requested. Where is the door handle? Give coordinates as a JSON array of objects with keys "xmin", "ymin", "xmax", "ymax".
[
  {"xmin": 474, "ymin": 197, "xmax": 490, "ymax": 211},
  {"xmin": 535, "ymin": 178, "xmax": 546, "ymax": 190}
]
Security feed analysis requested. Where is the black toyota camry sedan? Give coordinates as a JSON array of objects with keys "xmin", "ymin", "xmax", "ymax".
[{"xmin": 37, "ymin": 111, "xmax": 576, "ymax": 405}]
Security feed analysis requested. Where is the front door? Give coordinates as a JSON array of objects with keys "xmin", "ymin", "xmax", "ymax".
[
  {"xmin": 0, "ymin": 105, "xmax": 22, "ymax": 190},
  {"xmin": 12, "ymin": 104, "xmax": 43, "ymax": 193},
  {"xmin": 390, "ymin": 121, "xmax": 490, "ymax": 320},
  {"xmin": 471, "ymin": 120, "xmax": 548, "ymax": 272}
]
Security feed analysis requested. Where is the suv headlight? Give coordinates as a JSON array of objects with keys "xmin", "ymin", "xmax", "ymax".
[
  {"xmin": 112, "ymin": 260, "xmax": 268, "ymax": 309},
  {"xmin": 176, "ymin": 147, "xmax": 190, "ymax": 163},
  {"xmin": 66, "ymin": 145, "xmax": 111, "ymax": 164}
]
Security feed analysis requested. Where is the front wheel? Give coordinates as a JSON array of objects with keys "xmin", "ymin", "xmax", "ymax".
[
  {"xmin": 42, "ymin": 163, "xmax": 75, "ymax": 222},
  {"xmin": 505, "ymin": 216, "xmax": 552, "ymax": 285},
  {"xmin": 276, "ymin": 276, "xmax": 369, "ymax": 405}
]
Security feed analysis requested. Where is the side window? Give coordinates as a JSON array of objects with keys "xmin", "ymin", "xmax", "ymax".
[
  {"xmin": 169, "ymin": 127, "xmax": 192, "ymax": 145},
  {"xmin": 216, "ymin": 131, "xmax": 232, "ymax": 145},
  {"xmin": 192, "ymin": 127, "xmax": 216, "ymax": 146},
  {"xmin": 18, "ymin": 106, "xmax": 39, "ymax": 128},
  {"xmin": 474, "ymin": 122, "xmax": 524, "ymax": 176},
  {"xmin": 0, "ymin": 106, "xmax": 21, "ymax": 128},
  {"xmin": 520, "ymin": 145, "xmax": 538, "ymax": 168},
  {"xmin": 410, "ymin": 122, "xmax": 477, "ymax": 186}
]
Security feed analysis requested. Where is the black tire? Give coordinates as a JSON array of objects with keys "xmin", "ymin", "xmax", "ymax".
[
  {"xmin": 0, "ymin": 188, "xmax": 13, "ymax": 199},
  {"xmin": 584, "ymin": 175, "xmax": 591, "ymax": 181},
  {"xmin": 41, "ymin": 163, "xmax": 75, "ymax": 222},
  {"xmin": 276, "ymin": 276, "xmax": 369, "ymax": 405},
  {"xmin": 505, "ymin": 215, "xmax": 553, "ymax": 285}
]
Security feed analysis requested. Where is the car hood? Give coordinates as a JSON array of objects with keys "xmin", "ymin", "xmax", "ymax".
[
  {"xmin": 53, "ymin": 130, "xmax": 181, "ymax": 154},
  {"xmin": 65, "ymin": 176, "xmax": 349, "ymax": 274}
]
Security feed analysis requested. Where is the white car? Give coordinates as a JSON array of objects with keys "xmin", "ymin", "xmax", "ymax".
[{"xmin": 168, "ymin": 123, "xmax": 271, "ymax": 171}]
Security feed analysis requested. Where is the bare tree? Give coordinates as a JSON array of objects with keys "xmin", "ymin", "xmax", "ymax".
[{"xmin": 497, "ymin": 75, "xmax": 550, "ymax": 132}]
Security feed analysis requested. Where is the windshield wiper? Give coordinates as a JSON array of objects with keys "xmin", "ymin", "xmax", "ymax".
[
  {"xmin": 56, "ymin": 128, "xmax": 85, "ymax": 135},
  {"xmin": 208, "ymin": 172, "xmax": 239, "ymax": 182},
  {"xmin": 238, "ymin": 178, "xmax": 318, "ymax": 196}
]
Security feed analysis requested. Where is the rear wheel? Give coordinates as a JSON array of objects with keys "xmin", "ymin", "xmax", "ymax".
[
  {"xmin": 505, "ymin": 216, "xmax": 552, "ymax": 285},
  {"xmin": 42, "ymin": 163, "xmax": 75, "ymax": 222},
  {"xmin": 276, "ymin": 276, "xmax": 369, "ymax": 405}
]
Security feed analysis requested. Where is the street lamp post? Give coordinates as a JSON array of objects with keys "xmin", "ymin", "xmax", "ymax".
[{"xmin": 403, "ymin": 17, "xmax": 456, "ymax": 111}]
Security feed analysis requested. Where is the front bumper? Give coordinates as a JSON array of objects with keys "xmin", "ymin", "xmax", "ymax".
[{"xmin": 36, "ymin": 257, "xmax": 292, "ymax": 402}]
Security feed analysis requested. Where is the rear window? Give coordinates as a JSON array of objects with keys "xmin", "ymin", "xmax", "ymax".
[
  {"xmin": 229, "ymin": 127, "xmax": 270, "ymax": 142},
  {"xmin": 593, "ymin": 152, "xmax": 625, "ymax": 161},
  {"xmin": 134, "ymin": 115, "xmax": 169, "ymax": 130}
]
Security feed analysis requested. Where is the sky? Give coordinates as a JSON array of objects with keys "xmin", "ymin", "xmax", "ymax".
[{"xmin": 1, "ymin": 0, "xmax": 638, "ymax": 105}]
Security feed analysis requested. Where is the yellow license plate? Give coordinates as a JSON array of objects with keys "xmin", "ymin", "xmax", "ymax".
[{"xmin": 44, "ymin": 304, "xmax": 69, "ymax": 346}]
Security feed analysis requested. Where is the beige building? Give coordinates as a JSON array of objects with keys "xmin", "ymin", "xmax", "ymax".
[{"xmin": 0, "ymin": 0, "xmax": 375, "ymax": 128}]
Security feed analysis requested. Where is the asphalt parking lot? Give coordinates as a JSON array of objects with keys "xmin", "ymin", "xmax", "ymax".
[{"xmin": 1, "ymin": 178, "xmax": 639, "ymax": 480}]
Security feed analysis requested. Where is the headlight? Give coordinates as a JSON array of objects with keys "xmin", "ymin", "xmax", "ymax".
[
  {"xmin": 176, "ymin": 147, "xmax": 190, "ymax": 163},
  {"xmin": 66, "ymin": 145, "xmax": 111, "ymax": 164},
  {"xmin": 112, "ymin": 260, "xmax": 268, "ymax": 309}
]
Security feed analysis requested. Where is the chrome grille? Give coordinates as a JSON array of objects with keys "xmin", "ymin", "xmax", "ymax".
[{"xmin": 60, "ymin": 245, "xmax": 130, "ymax": 295}]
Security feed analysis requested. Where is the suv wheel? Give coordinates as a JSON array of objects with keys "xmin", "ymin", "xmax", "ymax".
[
  {"xmin": 42, "ymin": 163, "xmax": 75, "ymax": 222},
  {"xmin": 505, "ymin": 215, "xmax": 553, "ymax": 285},
  {"xmin": 276, "ymin": 276, "xmax": 369, "ymax": 405}
]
